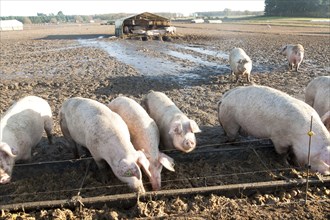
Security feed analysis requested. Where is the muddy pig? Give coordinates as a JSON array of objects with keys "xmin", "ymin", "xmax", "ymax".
[
  {"xmin": 305, "ymin": 76, "xmax": 330, "ymax": 118},
  {"xmin": 0, "ymin": 96, "xmax": 53, "ymax": 184},
  {"xmin": 143, "ymin": 91, "xmax": 201, "ymax": 153},
  {"xmin": 59, "ymin": 97, "xmax": 151, "ymax": 193},
  {"xmin": 229, "ymin": 47, "xmax": 252, "ymax": 82},
  {"xmin": 218, "ymin": 85, "xmax": 330, "ymax": 174},
  {"xmin": 108, "ymin": 96, "xmax": 175, "ymax": 191},
  {"xmin": 280, "ymin": 44, "xmax": 304, "ymax": 72}
]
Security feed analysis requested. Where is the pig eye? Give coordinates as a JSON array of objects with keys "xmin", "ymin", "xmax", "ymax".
[{"xmin": 174, "ymin": 127, "xmax": 182, "ymax": 134}]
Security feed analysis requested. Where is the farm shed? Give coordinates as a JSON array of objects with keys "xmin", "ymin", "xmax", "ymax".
[
  {"xmin": 0, "ymin": 19, "xmax": 23, "ymax": 31},
  {"xmin": 191, "ymin": 19, "xmax": 204, "ymax": 23},
  {"xmin": 115, "ymin": 12, "xmax": 171, "ymax": 37}
]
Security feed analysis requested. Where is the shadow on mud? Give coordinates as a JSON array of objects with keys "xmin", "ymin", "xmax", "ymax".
[
  {"xmin": 96, "ymin": 66, "xmax": 230, "ymax": 96},
  {"xmin": 37, "ymin": 34, "xmax": 114, "ymax": 40}
]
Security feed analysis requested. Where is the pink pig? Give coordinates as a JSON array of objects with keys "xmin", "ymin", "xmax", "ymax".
[
  {"xmin": 218, "ymin": 85, "xmax": 330, "ymax": 174},
  {"xmin": 0, "ymin": 96, "xmax": 53, "ymax": 184},
  {"xmin": 280, "ymin": 44, "xmax": 304, "ymax": 72},
  {"xmin": 59, "ymin": 97, "xmax": 151, "ymax": 193},
  {"xmin": 143, "ymin": 91, "xmax": 201, "ymax": 153},
  {"xmin": 108, "ymin": 96, "xmax": 175, "ymax": 191}
]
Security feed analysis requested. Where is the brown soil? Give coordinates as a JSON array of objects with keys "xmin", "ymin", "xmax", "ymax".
[{"xmin": 0, "ymin": 22, "xmax": 329, "ymax": 219}]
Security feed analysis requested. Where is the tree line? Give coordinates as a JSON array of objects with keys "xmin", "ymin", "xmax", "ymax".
[
  {"xmin": 0, "ymin": 11, "xmax": 182, "ymax": 24},
  {"xmin": 265, "ymin": 0, "xmax": 329, "ymax": 17}
]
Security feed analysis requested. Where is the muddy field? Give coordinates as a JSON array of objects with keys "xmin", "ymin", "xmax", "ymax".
[{"xmin": 0, "ymin": 22, "xmax": 330, "ymax": 219}]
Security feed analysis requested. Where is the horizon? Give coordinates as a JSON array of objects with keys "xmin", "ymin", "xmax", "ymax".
[{"xmin": 0, "ymin": 1, "xmax": 265, "ymax": 17}]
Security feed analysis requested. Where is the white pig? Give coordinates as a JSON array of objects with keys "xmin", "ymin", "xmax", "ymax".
[
  {"xmin": 218, "ymin": 85, "xmax": 330, "ymax": 174},
  {"xmin": 143, "ymin": 91, "xmax": 201, "ymax": 153},
  {"xmin": 321, "ymin": 111, "xmax": 330, "ymax": 132},
  {"xmin": 59, "ymin": 97, "xmax": 151, "ymax": 193},
  {"xmin": 229, "ymin": 47, "xmax": 252, "ymax": 82},
  {"xmin": 280, "ymin": 44, "xmax": 304, "ymax": 72},
  {"xmin": 108, "ymin": 96, "xmax": 175, "ymax": 191},
  {"xmin": 305, "ymin": 76, "xmax": 330, "ymax": 118},
  {"xmin": 0, "ymin": 96, "xmax": 53, "ymax": 184}
]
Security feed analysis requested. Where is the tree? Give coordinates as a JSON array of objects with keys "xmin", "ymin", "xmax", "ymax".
[
  {"xmin": 74, "ymin": 15, "xmax": 83, "ymax": 23},
  {"xmin": 223, "ymin": 8, "xmax": 231, "ymax": 17},
  {"xmin": 50, "ymin": 17, "xmax": 57, "ymax": 24},
  {"xmin": 57, "ymin": 11, "xmax": 66, "ymax": 23},
  {"xmin": 264, "ymin": 0, "xmax": 329, "ymax": 17},
  {"xmin": 22, "ymin": 17, "xmax": 32, "ymax": 24}
]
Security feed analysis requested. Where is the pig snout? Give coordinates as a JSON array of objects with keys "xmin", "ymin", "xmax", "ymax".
[
  {"xmin": 312, "ymin": 160, "xmax": 330, "ymax": 175},
  {"xmin": 183, "ymin": 137, "xmax": 196, "ymax": 152},
  {"xmin": 0, "ymin": 173, "xmax": 11, "ymax": 184},
  {"xmin": 149, "ymin": 163, "xmax": 163, "ymax": 191},
  {"xmin": 150, "ymin": 172, "xmax": 161, "ymax": 191}
]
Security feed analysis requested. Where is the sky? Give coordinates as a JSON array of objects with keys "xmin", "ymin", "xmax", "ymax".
[{"xmin": 0, "ymin": 1, "xmax": 265, "ymax": 17}]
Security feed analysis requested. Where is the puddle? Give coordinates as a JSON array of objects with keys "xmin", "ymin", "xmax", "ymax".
[
  {"xmin": 78, "ymin": 39, "xmax": 182, "ymax": 76},
  {"xmin": 76, "ymin": 39, "xmax": 280, "ymax": 86},
  {"xmin": 176, "ymin": 44, "xmax": 229, "ymax": 59},
  {"xmin": 167, "ymin": 51, "xmax": 219, "ymax": 67}
]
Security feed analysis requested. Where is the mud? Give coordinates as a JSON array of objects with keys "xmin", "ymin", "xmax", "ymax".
[{"xmin": 0, "ymin": 22, "xmax": 329, "ymax": 219}]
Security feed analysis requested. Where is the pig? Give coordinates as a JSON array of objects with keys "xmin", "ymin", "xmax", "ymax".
[
  {"xmin": 59, "ymin": 97, "xmax": 151, "ymax": 193},
  {"xmin": 165, "ymin": 26, "xmax": 176, "ymax": 34},
  {"xmin": 280, "ymin": 44, "xmax": 304, "ymax": 72},
  {"xmin": 108, "ymin": 96, "xmax": 175, "ymax": 191},
  {"xmin": 321, "ymin": 111, "xmax": 330, "ymax": 132},
  {"xmin": 0, "ymin": 96, "xmax": 53, "ymax": 184},
  {"xmin": 229, "ymin": 47, "xmax": 252, "ymax": 82},
  {"xmin": 143, "ymin": 91, "xmax": 201, "ymax": 153},
  {"xmin": 305, "ymin": 76, "xmax": 330, "ymax": 118},
  {"xmin": 218, "ymin": 85, "xmax": 330, "ymax": 174}
]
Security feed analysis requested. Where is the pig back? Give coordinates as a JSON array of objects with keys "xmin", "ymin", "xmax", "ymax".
[
  {"xmin": 0, "ymin": 96, "xmax": 53, "ymax": 160},
  {"xmin": 219, "ymin": 85, "xmax": 320, "ymax": 138},
  {"xmin": 60, "ymin": 97, "xmax": 132, "ymax": 154},
  {"xmin": 108, "ymin": 96, "xmax": 160, "ymax": 157}
]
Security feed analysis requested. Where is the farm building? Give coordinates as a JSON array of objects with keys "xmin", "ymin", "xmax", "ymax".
[
  {"xmin": 0, "ymin": 19, "xmax": 23, "ymax": 31},
  {"xmin": 115, "ymin": 12, "xmax": 172, "ymax": 37},
  {"xmin": 191, "ymin": 19, "xmax": 204, "ymax": 23},
  {"xmin": 206, "ymin": 20, "xmax": 222, "ymax": 24}
]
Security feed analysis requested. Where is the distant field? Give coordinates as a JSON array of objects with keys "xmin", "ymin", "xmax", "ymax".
[{"xmin": 228, "ymin": 16, "xmax": 330, "ymax": 28}]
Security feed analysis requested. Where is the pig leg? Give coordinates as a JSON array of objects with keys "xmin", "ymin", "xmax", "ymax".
[
  {"xmin": 271, "ymin": 137, "xmax": 290, "ymax": 155},
  {"xmin": 245, "ymin": 73, "xmax": 250, "ymax": 82},
  {"xmin": 43, "ymin": 116, "xmax": 53, "ymax": 145},
  {"xmin": 235, "ymin": 74, "xmax": 239, "ymax": 82},
  {"xmin": 92, "ymin": 156, "xmax": 111, "ymax": 184},
  {"xmin": 59, "ymin": 114, "xmax": 79, "ymax": 158},
  {"xmin": 220, "ymin": 121, "xmax": 240, "ymax": 142}
]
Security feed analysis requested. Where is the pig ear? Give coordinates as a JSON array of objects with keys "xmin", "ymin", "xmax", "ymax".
[
  {"xmin": 189, "ymin": 120, "xmax": 201, "ymax": 133},
  {"xmin": 136, "ymin": 151, "xmax": 152, "ymax": 178},
  {"xmin": 159, "ymin": 152, "xmax": 175, "ymax": 172},
  {"xmin": 281, "ymin": 45, "xmax": 287, "ymax": 52},
  {"xmin": 169, "ymin": 120, "xmax": 183, "ymax": 135},
  {"xmin": 0, "ymin": 142, "xmax": 18, "ymax": 158},
  {"xmin": 321, "ymin": 112, "xmax": 330, "ymax": 127},
  {"xmin": 118, "ymin": 159, "xmax": 142, "ymax": 180}
]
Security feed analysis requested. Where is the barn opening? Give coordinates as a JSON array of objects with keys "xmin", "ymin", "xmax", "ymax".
[{"xmin": 115, "ymin": 12, "xmax": 175, "ymax": 40}]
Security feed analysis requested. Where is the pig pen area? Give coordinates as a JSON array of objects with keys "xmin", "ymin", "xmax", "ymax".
[{"xmin": 0, "ymin": 23, "xmax": 330, "ymax": 219}]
